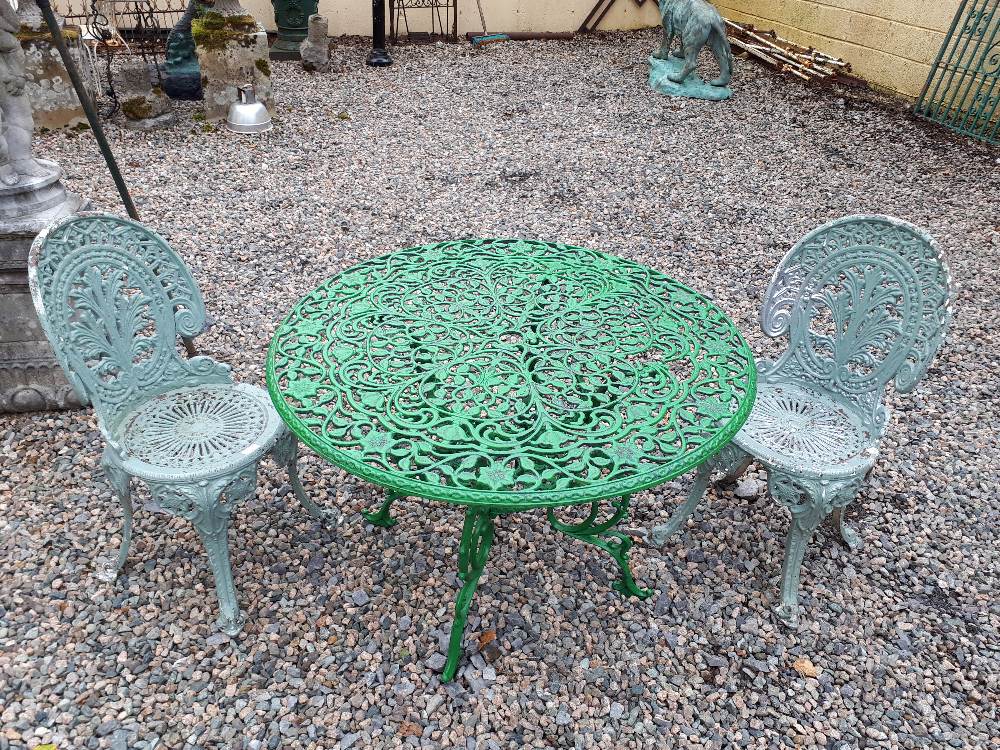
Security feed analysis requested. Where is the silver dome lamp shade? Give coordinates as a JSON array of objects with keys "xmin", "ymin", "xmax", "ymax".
[{"xmin": 225, "ymin": 85, "xmax": 272, "ymax": 134}]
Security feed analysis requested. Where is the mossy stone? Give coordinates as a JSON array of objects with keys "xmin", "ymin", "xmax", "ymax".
[
  {"xmin": 121, "ymin": 97, "xmax": 153, "ymax": 120},
  {"xmin": 192, "ymin": 13, "xmax": 259, "ymax": 51}
]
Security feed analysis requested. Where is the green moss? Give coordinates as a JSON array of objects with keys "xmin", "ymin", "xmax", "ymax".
[
  {"xmin": 198, "ymin": 11, "xmax": 226, "ymax": 30},
  {"xmin": 192, "ymin": 13, "xmax": 258, "ymax": 50},
  {"xmin": 121, "ymin": 97, "xmax": 152, "ymax": 120},
  {"xmin": 201, "ymin": 122, "xmax": 216, "ymax": 133},
  {"xmin": 18, "ymin": 26, "xmax": 80, "ymax": 42},
  {"xmin": 192, "ymin": 111, "xmax": 205, "ymax": 122},
  {"xmin": 255, "ymin": 57, "xmax": 270, "ymax": 77}
]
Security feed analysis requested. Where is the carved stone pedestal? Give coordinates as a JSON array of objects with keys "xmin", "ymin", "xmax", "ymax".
[
  {"xmin": 17, "ymin": 0, "xmax": 87, "ymax": 130},
  {"xmin": 299, "ymin": 14, "xmax": 330, "ymax": 72},
  {"xmin": 193, "ymin": 11, "xmax": 273, "ymax": 122},
  {"xmin": 0, "ymin": 162, "xmax": 88, "ymax": 412},
  {"xmin": 119, "ymin": 63, "xmax": 175, "ymax": 130}
]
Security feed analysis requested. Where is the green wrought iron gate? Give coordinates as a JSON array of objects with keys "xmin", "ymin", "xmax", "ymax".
[{"xmin": 915, "ymin": 0, "xmax": 1000, "ymax": 145}]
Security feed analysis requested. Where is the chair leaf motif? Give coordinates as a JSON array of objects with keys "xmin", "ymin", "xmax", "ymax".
[
  {"xmin": 759, "ymin": 216, "xmax": 952, "ymax": 431},
  {"xmin": 68, "ymin": 266, "xmax": 159, "ymax": 384},
  {"xmin": 29, "ymin": 214, "xmax": 233, "ymax": 440}
]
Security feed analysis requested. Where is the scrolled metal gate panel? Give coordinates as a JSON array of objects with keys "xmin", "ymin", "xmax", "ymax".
[{"xmin": 915, "ymin": 0, "xmax": 1000, "ymax": 145}]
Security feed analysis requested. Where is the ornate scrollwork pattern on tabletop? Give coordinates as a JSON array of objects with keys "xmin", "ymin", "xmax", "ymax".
[{"xmin": 268, "ymin": 239, "xmax": 756, "ymax": 509}]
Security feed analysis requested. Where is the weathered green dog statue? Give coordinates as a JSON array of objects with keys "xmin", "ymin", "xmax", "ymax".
[{"xmin": 649, "ymin": 0, "xmax": 733, "ymax": 101}]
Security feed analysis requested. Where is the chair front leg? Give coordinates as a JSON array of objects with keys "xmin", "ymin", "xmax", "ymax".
[
  {"xmin": 272, "ymin": 430, "xmax": 338, "ymax": 527},
  {"xmin": 150, "ymin": 467, "xmax": 258, "ymax": 636},
  {"xmin": 769, "ymin": 471, "xmax": 861, "ymax": 628},
  {"xmin": 98, "ymin": 449, "xmax": 134, "ymax": 582}
]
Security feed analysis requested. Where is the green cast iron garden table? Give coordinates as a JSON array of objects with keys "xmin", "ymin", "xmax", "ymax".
[{"xmin": 266, "ymin": 239, "xmax": 756, "ymax": 681}]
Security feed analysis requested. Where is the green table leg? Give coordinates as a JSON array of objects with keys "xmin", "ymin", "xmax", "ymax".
[
  {"xmin": 442, "ymin": 507, "xmax": 497, "ymax": 682},
  {"xmin": 363, "ymin": 492, "xmax": 401, "ymax": 528},
  {"xmin": 548, "ymin": 496, "xmax": 653, "ymax": 599}
]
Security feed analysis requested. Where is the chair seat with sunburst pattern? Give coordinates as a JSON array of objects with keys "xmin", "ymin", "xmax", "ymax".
[
  {"xmin": 732, "ymin": 381, "xmax": 879, "ymax": 480},
  {"xmin": 119, "ymin": 383, "xmax": 284, "ymax": 482}
]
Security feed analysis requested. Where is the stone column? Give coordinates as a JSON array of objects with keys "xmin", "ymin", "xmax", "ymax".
[
  {"xmin": 118, "ymin": 61, "xmax": 174, "ymax": 129},
  {"xmin": 270, "ymin": 0, "xmax": 319, "ymax": 60},
  {"xmin": 16, "ymin": 0, "xmax": 87, "ymax": 130},
  {"xmin": 192, "ymin": 2, "xmax": 272, "ymax": 122},
  {"xmin": 299, "ymin": 14, "xmax": 330, "ymax": 72},
  {"xmin": 0, "ymin": 0, "xmax": 88, "ymax": 412}
]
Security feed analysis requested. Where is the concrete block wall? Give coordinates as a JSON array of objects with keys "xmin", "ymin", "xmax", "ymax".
[{"xmin": 714, "ymin": 0, "xmax": 964, "ymax": 98}]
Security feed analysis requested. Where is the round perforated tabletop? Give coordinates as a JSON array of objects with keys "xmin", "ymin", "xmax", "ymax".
[{"xmin": 266, "ymin": 239, "xmax": 756, "ymax": 510}]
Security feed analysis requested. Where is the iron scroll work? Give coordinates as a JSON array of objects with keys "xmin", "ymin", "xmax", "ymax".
[
  {"xmin": 915, "ymin": 0, "xmax": 1000, "ymax": 145},
  {"xmin": 267, "ymin": 239, "xmax": 757, "ymax": 511}
]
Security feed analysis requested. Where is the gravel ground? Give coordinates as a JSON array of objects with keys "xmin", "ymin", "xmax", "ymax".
[{"xmin": 2, "ymin": 31, "xmax": 999, "ymax": 750}]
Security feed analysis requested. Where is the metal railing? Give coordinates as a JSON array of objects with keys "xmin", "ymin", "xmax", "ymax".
[{"xmin": 915, "ymin": 0, "xmax": 1000, "ymax": 145}]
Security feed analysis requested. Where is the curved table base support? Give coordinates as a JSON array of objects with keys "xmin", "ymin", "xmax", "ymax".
[
  {"xmin": 443, "ymin": 507, "xmax": 498, "ymax": 682},
  {"xmin": 363, "ymin": 492, "xmax": 402, "ymax": 528},
  {"xmin": 548, "ymin": 496, "xmax": 653, "ymax": 600}
]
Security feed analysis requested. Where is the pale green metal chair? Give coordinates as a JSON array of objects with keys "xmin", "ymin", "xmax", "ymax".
[
  {"xmin": 28, "ymin": 212, "xmax": 336, "ymax": 635},
  {"xmin": 653, "ymin": 215, "xmax": 952, "ymax": 627}
]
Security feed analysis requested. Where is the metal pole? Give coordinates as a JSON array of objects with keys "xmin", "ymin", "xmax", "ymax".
[
  {"xmin": 367, "ymin": 0, "xmax": 392, "ymax": 66},
  {"xmin": 34, "ymin": 0, "xmax": 140, "ymax": 220}
]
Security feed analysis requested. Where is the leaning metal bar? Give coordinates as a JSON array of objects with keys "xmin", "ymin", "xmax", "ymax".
[
  {"xmin": 916, "ymin": 0, "xmax": 969, "ymax": 112},
  {"xmin": 943, "ymin": 2, "xmax": 999, "ymax": 128},
  {"xmin": 953, "ymin": 5, "xmax": 1000, "ymax": 133},
  {"xmin": 930, "ymin": 0, "xmax": 989, "ymax": 123},
  {"xmin": 580, "ymin": 0, "xmax": 613, "ymax": 33},
  {"xmin": 35, "ymin": 0, "xmax": 140, "ymax": 220}
]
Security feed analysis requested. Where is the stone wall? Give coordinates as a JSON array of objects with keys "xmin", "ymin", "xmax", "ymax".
[
  {"xmin": 48, "ymin": 0, "xmax": 964, "ymax": 100},
  {"xmin": 711, "ymin": 1, "xmax": 962, "ymax": 99}
]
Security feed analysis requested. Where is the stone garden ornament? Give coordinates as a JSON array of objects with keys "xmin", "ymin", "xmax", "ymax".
[
  {"xmin": 0, "ymin": 0, "xmax": 48, "ymax": 184},
  {"xmin": 299, "ymin": 14, "xmax": 330, "ymax": 73},
  {"xmin": 28, "ymin": 213, "xmax": 337, "ymax": 635},
  {"xmin": 651, "ymin": 215, "xmax": 952, "ymax": 627},
  {"xmin": 649, "ymin": 0, "xmax": 733, "ymax": 101},
  {"xmin": 0, "ymin": 0, "xmax": 88, "ymax": 413}
]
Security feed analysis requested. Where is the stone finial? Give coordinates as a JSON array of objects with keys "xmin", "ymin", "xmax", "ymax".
[{"xmin": 300, "ymin": 14, "xmax": 331, "ymax": 73}]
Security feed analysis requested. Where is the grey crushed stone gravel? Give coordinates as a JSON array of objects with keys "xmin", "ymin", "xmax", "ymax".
[{"xmin": 1, "ymin": 31, "xmax": 999, "ymax": 750}]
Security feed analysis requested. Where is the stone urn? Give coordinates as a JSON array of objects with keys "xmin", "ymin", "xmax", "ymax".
[{"xmin": 270, "ymin": 0, "xmax": 319, "ymax": 60}]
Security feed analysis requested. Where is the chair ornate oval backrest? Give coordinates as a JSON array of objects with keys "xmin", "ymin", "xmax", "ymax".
[
  {"xmin": 759, "ymin": 215, "xmax": 952, "ymax": 433},
  {"xmin": 28, "ymin": 213, "xmax": 231, "ymax": 443}
]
